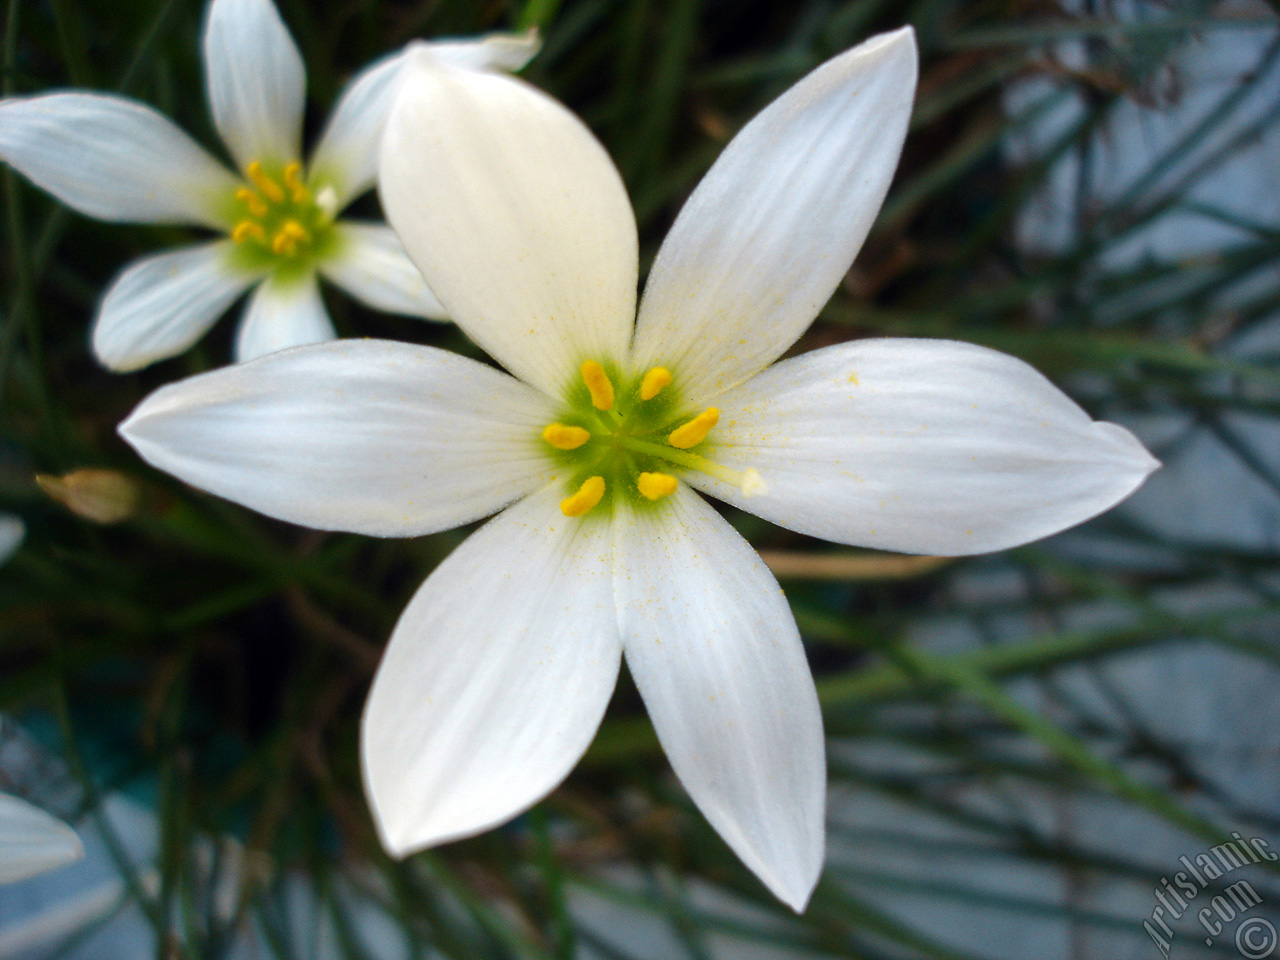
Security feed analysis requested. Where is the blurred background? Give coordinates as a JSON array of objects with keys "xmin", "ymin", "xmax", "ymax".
[{"xmin": 3, "ymin": 0, "xmax": 1280, "ymax": 957}]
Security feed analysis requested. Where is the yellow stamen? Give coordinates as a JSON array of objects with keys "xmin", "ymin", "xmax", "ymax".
[
  {"xmin": 542, "ymin": 423, "xmax": 591, "ymax": 450},
  {"xmin": 232, "ymin": 220, "xmax": 267, "ymax": 244},
  {"xmin": 246, "ymin": 161, "xmax": 285, "ymax": 204},
  {"xmin": 668, "ymin": 408, "xmax": 719, "ymax": 449},
  {"xmin": 640, "ymin": 366, "xmax": 672, "ymax": 401},
  {"xmin": 560, "ymin": 476, "xmax": 605, "ymax": 517},
  {"xmin": 271, "ymin": 229, "xmax": 297, "ymax": 256},
  {"xmin": 235, "ymin": 187, "xmax": 268, "ymax": 218},
  {"xmin": 283, "ymin": 162, "xmax": 310, "ymax": 203},
  {"xmin": 637, "ymin": 472, "xmax": 678, "ymax": 501},
  {"xmin": 281, "ymin": 219, "xmax": 310, "ymax": 242},
  {"xmin": 581, "ymin": 361, "xmax": 615, "ymax": 411}
]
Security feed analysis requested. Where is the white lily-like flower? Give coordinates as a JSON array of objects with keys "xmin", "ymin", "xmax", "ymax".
[
  {"xmin": 0, "ymin": 792, "xmax": 83, "ymax": 884},
  {"xmin": 0, "ymin": 518, "xmax": 84, "ymax": 884},
  {"xmin": 0, "ymin": 0, "xmax": 538, "ymax": 370},
  {"xmin": 117, "ymin": 27, "xmax": 1158, "ymax": 909}
]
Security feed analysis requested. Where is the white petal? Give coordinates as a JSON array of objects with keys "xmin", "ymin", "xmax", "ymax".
[
  {"xmin": 306, "ymin": 52, "xmax": 404, "ymax": 209},
  {"xmin": 0, "ymin": 514, "xmax": 23, "ymax": 565},
  {"xmin": 614, "ymin": 488, "xmax": 825, "ymax": 911},
  {"xmin": 0, "ymin": 93, "xmax": 238, "ymax": 227},
  {"xmin": 379, "ymin": 51, "xmax": 637, "ymax": 397},
  {"xmin": 93, "ymin": 242, "xmax": 260, "ymax": 371},
  {"xmin": 308, "ymin": 32, "xmax": 539, "ymax": 209},
  {"xmin": 321, "ymin": 222, "xmax": 447, "ymax": 320},
  {"xmin": 119, "ymin": 339, "xmax": 556, "ymax": 537},
  {"xmin": 631, "ymin": 28, "xmax": 917, "ymax": 404},
  {"xmin": 234, "ymin": 274, "xmax": 334, "ymax": 363},
  {"xmin": 362, "ymin": 486, "xmax": 620, "ymax": 854},
  {"xmin": 421, "ymin": 28, "xmax": 541, "ymax": 73},
  {"xmin": 0, "ymin": 794, "xmax": 83, "ymax": 884},
  {"xmin": 693, "ymin": 338, "xmax": 1161, "ymax": 555},
  {"xmin": 203, "ymin": 0, "xmax": 306, "ymax": 169}
]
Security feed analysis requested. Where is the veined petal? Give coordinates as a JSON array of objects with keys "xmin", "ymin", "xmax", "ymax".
[
  {"xmin": 379, "ymin": 50, "xmax": 637, "ymax": 397},
  {"xmin": 234, "ymin": 274, "xmax": 334, "ymax": 363},
  {"xmin": 94, "ymin": 241, "xmax": 260, "ymax": 371},
  {"xmin": 614, "ymin": 488, "xmax": 825, "ymax": 911},
  {"xmin": 321, "ymin": 222, "xmax": 447, "ymax": 320},
  {"xmin": 308, "ymin": 31, "xmax": 539, "ymax": 208},
  {"xmin": 363, "ymin": 485, "xmax": 620, "ymax": 854},
  {"xmin": 631, "ymin": 28, "xmax": 917, "ymax": 404},
  {"xmin": 0, "ymin": 793, "xmax": 83, "ymax": 884},
  {"xmin": 203, "ymin": 0, "xmax": 306, "ymax": 169},
  {"xmin": 692, "ymin": 338, "xmax": 1160, "ymax": 555},
  {"xmin": 0, "ymin": 514, "xmax": 24, "ymax": 565},
  {"xmin": 0, "ymin": 93, "xmax": 238, "ymax": 227},
  {"xmin": 119, "ymin": 339, "xmax": 556, "ymax": 537}
]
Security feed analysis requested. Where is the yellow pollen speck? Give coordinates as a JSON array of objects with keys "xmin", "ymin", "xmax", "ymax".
[
  {"xmin": 232, "ymin": 220, "xmax": 266, "ymax": 244},
  {"xmin": 281, "ymin": 219, "xmax": 310, "ymax": 242},
  {"xmin": 542, "ymin": 423, "xmax": 591, "ymax": 450},
  {"xmin": 668, "ymin": 407, "xmax": 719, "ymax": 449},
  {"xmin": 640, "ymin": 367, "xmax": 672, "ymax": 400},
  {"xmin": 246, "ymin": 161, "xmax": 285, "ymax": 203},
  {"xmin": 581, "ymin": 361, "xmax": 614, "ymax": 410},
  {"xmin": 848, "ymin": 371, "xmax": 859, "ymax": 384},
  {"xmin": 561, "ymin": 476, "xmax": 605, "ymax": 517},
  {"xmin": 235, "ymin": 187, "xmax": 268, "ymax": 217},
  {"xmin": 637, "ymin": 472, "xmax": 678, "ymax": 500},
  {"xmin": 282, "ymin": 162, "xmax": 310, "ymax": 203}
]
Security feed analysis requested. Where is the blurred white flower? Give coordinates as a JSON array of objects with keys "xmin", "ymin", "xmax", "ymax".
[
  {"xmin": 0, "ymin": 520, "xmax": 83, "ymax": 885},
  {"xmin": 0, "ymin": 0, "xmax": 537, "ymax": 370},
  {"xmin": 0, "ymin": 515, "xmax": 22, "ymax": 565},
  {"xmin": 117, "ymin": 27, "xmax": 1157, "ymax": 909},
  {"xmin": 0, "ymin": 793, "xmax": 82, "ymax": 885}
]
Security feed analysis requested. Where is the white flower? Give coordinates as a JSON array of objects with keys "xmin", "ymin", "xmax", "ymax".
[
  {"xmin": 0, "ymin": 514, "xmax": 23, "ymax": 566},
  {"xmin": 117, "ymin": 27, "xmax": 1158, "ymax": 910},
  {"xmin": 0, "ymin": 792, "xmax": 83, "ymax": 884},
  {"xmin": 0, "ymin": 0, "xmax": 538, "ymax": 371},
  {"xmin": 0, "ymin": 519, "xmax": 84, "ymax": 885}
]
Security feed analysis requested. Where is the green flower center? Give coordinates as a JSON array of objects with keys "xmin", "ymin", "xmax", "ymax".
[
  {"xmin": 226, "ymin": 161, "xmax": 338, "ymax": 277},
  {"xmin": 542, "ymin": 361, "xmax": 763, "ymax": 517}
]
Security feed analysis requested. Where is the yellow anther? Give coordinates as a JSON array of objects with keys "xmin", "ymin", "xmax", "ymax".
[
  {"xmin": 560, "ymin": 476, "xmax": 605, "ymax": 517},
  {"xmin": 281, "ymin": 219, "xmax": 310, "ymax": 242},
  {"xmin": 232, "ymin": 220, "xmax": 266, "ymax": 244},
  {"xmin": 581, "ymin": 361, "xmax": 615, "ymax": 411},
  {"xmin": 246, "ymin": 161, "xmax": 285, "ymax": 204},
  {"xmin": 282, "ymin": 162, "xmax": 310, "ymax": 203},
  {"xmin": 235, "ymin": 187, "xmax": 269, "ymax": 218},
  {"xmin": 637, "ymin": 472, "xmax": 678, "ymax": 501},
  {"xmin": 640, "ymin": 367, "xmax": 673, "ymax": 401},
  {"xmin": 542, "ymin": 423, "xmax": 591, "ymax": 450},
  {"xmin": 271, "ymin": 229, "xmax": 297, "ymax": 256},
  {"xmin": 668, "ymin": 408, "xmax": 719, "ymax": 449}
]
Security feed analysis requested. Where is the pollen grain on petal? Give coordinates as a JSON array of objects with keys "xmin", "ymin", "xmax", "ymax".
[
  {"xmin": 640, "ymin": 366, "xmax": 672, "ymax": 401},
  {"xmin": 581, "ymin": 361, "xmax": 615, "ymax": 410},
  {"xmin": 637, "ymin": 472, "xmax": 678, "ymax": 500},
  {"xmin": 542, "ymin": 423, "xmax": 591, "ymax": 450},
  {"xmin": 560, "ymin": 476, "xmax": 606, "ymax": 517},
  {"xmin": 668, "ymin": 407, "xmax": 719, "ymax": 449},
  {"xmin": 741, "ymin": 468, "xmax": 768, "ymax": 497}
]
